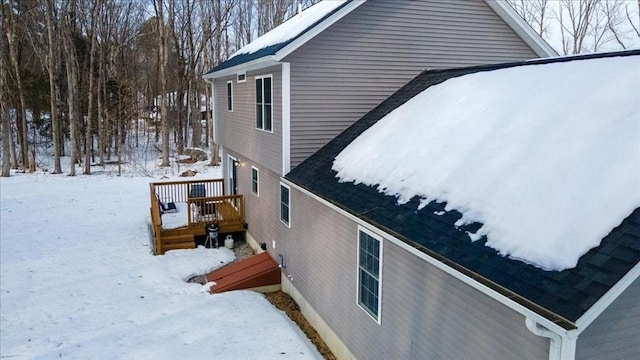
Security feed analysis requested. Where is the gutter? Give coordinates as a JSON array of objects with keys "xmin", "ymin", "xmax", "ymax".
[
  {"xmin": 526, "ymin": 318, "xmax": 578, "ymax": 360},
  {"xmin": 281, "ymin": 178, "xmax": 576, "ymax": 335}
]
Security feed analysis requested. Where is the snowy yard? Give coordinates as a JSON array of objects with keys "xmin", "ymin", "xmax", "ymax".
[{"xmin": 0, "ymin": 164, "xmax": 321, "ymax": 359}]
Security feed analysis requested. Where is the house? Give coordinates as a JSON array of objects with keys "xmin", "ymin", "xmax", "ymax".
[
  {"xmin": 202, "ymin": 0, "xmax": 554, "ymax": 259},
  {"xmin": 283, "ymin": 50, "xmax": 640, "ymax": 359}
]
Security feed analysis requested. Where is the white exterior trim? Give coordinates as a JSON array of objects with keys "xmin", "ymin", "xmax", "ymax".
[
  {"xmin": 279, "ymin": 182, "xmax": 291, "ymax": 228},
  {"xmin": 575, "ymin": 261, "xmax": 640, "ymax": 332},
  {"xmin": 281, "ymin": 62, "xmax": 291, "ymax": 176},
  {"xmin": 226, "ymin": 80, "xmax": 233, "ymax": 112},
  {"xmin": 204, "ymin": 56, "xmax": 279, "ymax": 80},
  {"xmin": 251, "ymin": 166, "xmax": 260, "ymax": 197},
  {"xmin": 356, "ymin": 225, "xmax": 383, "ymax": 324},
  {"xmin": 254, "ymin": 74, "xmax": 274, "ymax": 133},
  {"xmin": 237, "ymin": 70, "xmax": 247, "ymax": 83},
  {"xmin": 485, "ymin": 0, "xmax": 557, "ymax": 57},
  {"xmin": 281, "ymin": 177, "xmax": 575, "ymax": 336}
]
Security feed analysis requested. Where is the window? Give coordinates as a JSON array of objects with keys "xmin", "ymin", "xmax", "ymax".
[
  {"xmin": 357, "ymin": 228, "xmax": 382, "ymax": 322},
  {"xmin": 255, "ymin": 76, "xmax": 272, "ymax": 131},
  {"xmin": 226, "ymin": 81, "xmax": 233, "ymax": 112},
  {"xmin": 237, "ymin": 71, "xmax": 246, "ymax": 83},
  {"xmin": 251, "ymin": 167, "xmax": 259, "ymax": 196},
  {"xmin": 280, "ymin": 183, "xmax": 290, "ymax": 226}
]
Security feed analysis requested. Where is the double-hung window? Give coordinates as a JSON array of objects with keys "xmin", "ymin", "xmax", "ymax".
[
  {"xmin": 255, "ymin": 75, "xmax": 272, "ymax": 131},
  {"xmin": 357, "ymin": 227, "xmax": 382, "ymax": 322},
  {"xmin": 280, "ymin": 183, "xmax": 290, "ymax": 227}
]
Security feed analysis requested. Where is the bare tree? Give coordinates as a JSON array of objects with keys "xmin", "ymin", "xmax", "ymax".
[
  {"xmin": 62, "ymin": 0, "xmax": 81, "ymax": 175},
  {"xmin": 556, "ymin": 0, "xmax": 600, "ymax": 54},
  {"xmin": 154, "ymin": 0, "xmax": 170, "ymax": 166},
  {"xmin": 507, "ymin": 0, "xmax": 550, "ymax": 37},
  {"xmin": 83, "ymin": 0, "xmax": 101, "ymax": 174},
  {"xmin": 0, "ymin": 11, "xmax": 10, "ymax": 177},
  {"xmin": 3, "ymin": 0, "xmax": 30, "ymax": 171}
]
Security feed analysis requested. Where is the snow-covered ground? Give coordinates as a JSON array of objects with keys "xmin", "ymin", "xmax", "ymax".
[{"xmin": 0, "ymin": 157, "xmax": 321, "ymax": 359}]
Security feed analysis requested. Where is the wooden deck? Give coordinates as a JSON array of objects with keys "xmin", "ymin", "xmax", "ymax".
[{"xmin": 149, "ymin": 178, "xmax": 245, "ymax": 255}]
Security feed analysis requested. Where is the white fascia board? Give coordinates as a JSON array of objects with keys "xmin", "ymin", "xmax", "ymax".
[
  {"xmin": 275, "ymin": 1, "xmax": 366, "ymax": 61},
  {"xmin": 281, "ymin": 178, "xmax": 575, "ymax": 336},
  {"xmin": 203, "ymin": 56, "xmax": 280, "ymax": 80},
  {"xmin": 485, "ymin": 0, "xmax": 557, "ymax": 57},
  {"xmin": 575, "ymin": 261, "xmax": 640, "ymax": 333}
]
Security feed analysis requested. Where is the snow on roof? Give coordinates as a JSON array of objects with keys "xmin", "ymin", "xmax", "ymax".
[
  {"xmin": 230, "ymin": 0, "xmax": 347, "ymax": 58},
  {"xmin": 332, "ymin": 54, "xmax": 640, "ymax": 271}
]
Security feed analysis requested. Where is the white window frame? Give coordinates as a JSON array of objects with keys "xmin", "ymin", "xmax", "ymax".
[
  {"xmin": 255, "ymin": 75, "xmax": 273, "ymax": 133},
  {"xmin": 279, "ymin": 182, "xmax": 290, "ymax": 227},
  {"xmin": 237, "ymin": 71, "xmax": 246, "ymax": 83},
  {"xmin": 226, "ymin": 80, "xmax": 233, "ymax": 112},
  {"xmin": 356, "ymin": 225, "xmax": 383, "ymax": 324},
  {"xmin": 251, "ymin": 166, "xmax": 259, "ymax": 197}
]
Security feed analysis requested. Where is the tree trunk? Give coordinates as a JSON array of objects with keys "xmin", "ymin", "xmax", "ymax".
[
  {"xmin": 63, "ymin": 6, "xmax": 79, "ymax": 176},
  {"xmin": 4, "ymin": 2, "xmax": 29, "ymax": 171},
  {"xmin": 45, "ymin": 0, "xmax": 62, "ymax": 174},
  {"xmin": 155, "ymin": 0, "xmax": 170, "ymax": 166},
  {"xmin": 84, "ymin": 1, "xmax": 100, "ymax": 174},
  {"xmin": 0, "ymin": 40, "xmax": 10, "ymax": 177}
]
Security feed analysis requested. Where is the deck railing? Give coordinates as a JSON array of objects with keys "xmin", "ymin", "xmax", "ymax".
[
  {"xmin": 149, "ymin": 178, "xmax": 245, "ymax": 255},
  {"xmin": 153, "ymin": 178, "xmax": 225, "ymax": 203}
]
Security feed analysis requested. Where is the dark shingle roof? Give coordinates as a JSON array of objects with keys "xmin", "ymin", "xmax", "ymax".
[
  {"xmin": 205, "ymin": 2, "xmax": 350, "ymax": 75},
  {"xmin": 286, "ymin": 49, "xmax": 640, "ymax": 326}
]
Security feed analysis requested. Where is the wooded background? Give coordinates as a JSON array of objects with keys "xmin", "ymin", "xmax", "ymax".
[{"xmin": 1, "ymin": 0, "xmax": 638, "ymax": 177}]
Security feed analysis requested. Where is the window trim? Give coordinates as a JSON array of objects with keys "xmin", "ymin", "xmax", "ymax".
[
  {"xmin": 226, "ymin": 80, "xmax": 233, "ymax": 112},
  {"xmin": 255, "ymin": 74, "xmax": 273, "ymax": 133},
  {"xmin": 237, "ymin": 71, "xmax": 246, "ymax": 83},
  {"xmin": 279, "ymin": 182, "xmax": 291, "ymax": 227},
  {"xmin": 356, "ymin": 225, "xmax": 383, "ymax": 324},
  {"xmin": 251, "ymin": 166, "xmax": 259, "ymax": 197}
]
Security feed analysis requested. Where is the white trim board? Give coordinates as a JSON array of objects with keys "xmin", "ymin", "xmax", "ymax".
[
  {"xmin": 281, "ymin": 62, "xmax": 291, "ymax": 176},
  {"xmin": 575, "ymin": 262, "xmax": 640, "ymax": 333}
]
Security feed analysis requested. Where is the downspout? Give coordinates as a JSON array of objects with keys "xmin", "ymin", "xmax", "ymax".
[{"xmin": 525, "ymin": 318, "xmax": 577, "ymax": 360}]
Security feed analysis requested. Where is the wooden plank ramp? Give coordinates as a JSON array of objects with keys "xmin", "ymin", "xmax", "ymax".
[{"xmin": 205, "ymin": 252, "xmax": 280, "ymax": 293}]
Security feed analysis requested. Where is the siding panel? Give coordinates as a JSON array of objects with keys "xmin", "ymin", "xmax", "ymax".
[
  {"xmin": 285, "ymin": 0, "xmax": 539, "ymax": 167},
  {"xmin": 279, "ymin": 188, "xmax": 549, "ymax": 359},
  {"xmin": 215, "ymin": 65, "xmax": 282, "ymax": 174},
  {"xmin": 576, "ymin": 278, "xmax": 640, "ymax": 360}
]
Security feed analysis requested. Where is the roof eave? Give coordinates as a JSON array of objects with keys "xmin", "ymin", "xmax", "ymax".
[
  {"xmin": 485, "ymin": 0, "xmax": 558, "ymax": 58},
  {"xmin": 574, "ymin": 261, "xmax": 640, "ymax": 333},
  {"xmin": 282, "ymin": 176, "xmax": 578, "ymax": 333},
  {"xmin": 203, "ymin": 0, "xmax": 365, "ymax": 80},
  {"xmin": 203, "ymin": 56, "xmax": 280, "ymax": 80}
]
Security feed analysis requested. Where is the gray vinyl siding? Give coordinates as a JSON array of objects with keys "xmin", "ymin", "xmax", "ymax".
[
  {"xmin": 222, "ymin": 148, "xmax": 283, "ymax": 247},
  {"xmin": 215, "ymin": 65, "xmax": 282, "ymax": 175},
  {"xmin": 277, "ymin": 186, "xmax": 549, "ymax": 360},
  {"xmin": 284, "ymin": 0, "xmax": 539, "ymax": 167},
  {"xmin": 576, "ymin": 278, "xmax": 640, "ymax": 360}
]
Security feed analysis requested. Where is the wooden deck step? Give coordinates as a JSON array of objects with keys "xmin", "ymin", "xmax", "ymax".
[
  {"xmin": 162, "ymin": 234, "xmax": 195, "ymax": 251},
  {"xmin": 205, "ymin": 252, "xmax": 280, "ymax": 293}
]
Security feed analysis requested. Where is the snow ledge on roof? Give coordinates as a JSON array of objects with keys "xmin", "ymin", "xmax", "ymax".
[{"xmin": 333, "ymin": 54, "xmax": 640, "ymax": 271}]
